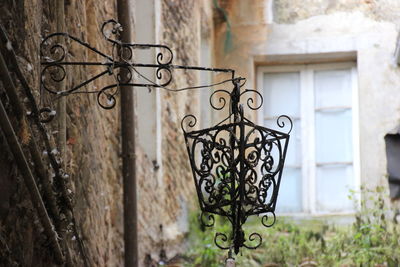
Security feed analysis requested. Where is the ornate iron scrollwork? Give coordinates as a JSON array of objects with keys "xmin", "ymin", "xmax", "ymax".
[
  {"xmin": 40, "ymin": 19, "xmax": 292, "ymax": 256},
  {"xmin": 182, "ymin": 79, "xmax": 292, "ymax": 254},
  {"xmin": 40, "ymin": 19, "xmax": 234, "ymax": 111}
]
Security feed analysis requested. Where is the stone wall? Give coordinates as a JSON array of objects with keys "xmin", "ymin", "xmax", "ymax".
[
  {"xmin": 159, "ymin": 0, "xmax": 201, "ymax": 259},
  {"xmin": 0, "ymin": 0, "xmax": 216, "ymax": 266},
  {"xmin": 0, "ymin": 0, "xmax": 125, "ymax": 266},
  {"xmin": 135, "ymin": 0, "xmax": 218, "ymax": 264}
]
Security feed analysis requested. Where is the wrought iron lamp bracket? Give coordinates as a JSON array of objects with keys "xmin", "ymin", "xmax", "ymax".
[
  {"xmin": 40, "ymin": 19, "xmax": 293, "ymax": 255},
  {"xmin": 40, "ymin": 19, "xmax": 235, "ymax": 110}
]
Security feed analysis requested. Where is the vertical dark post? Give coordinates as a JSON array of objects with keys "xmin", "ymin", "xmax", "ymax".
[
  {"xmin": 236, "ymin": 97, "xmax": 245, "ymax": 254},
  {"xmin": 230, "ymin": 80, "xmax": 243, "ymax": 254},
  {"xmin": 117, "ymin": 2, "xmax": 138, "ymax": 267},
  {"xmin": 228, "ymin": 79, "xmax": 242, "ymax": 253}
]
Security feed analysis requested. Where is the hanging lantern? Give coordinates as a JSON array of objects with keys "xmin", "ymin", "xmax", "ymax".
[
  {"xmin": 39, "ymin": 18, "xmax": 293, "ymax": 257},
  {"xmin": 181, "ymin": 78, "xmax": 292, "ymax": 254}
]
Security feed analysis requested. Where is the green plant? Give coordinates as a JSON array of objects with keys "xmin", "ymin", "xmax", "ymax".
[
  {"xmin": 184, "ymin": 211, "xmax": 230, "ymax": 267},
  {"xmin": 184, "ymin": 186, "xmax": 400, "ymax": 266}
]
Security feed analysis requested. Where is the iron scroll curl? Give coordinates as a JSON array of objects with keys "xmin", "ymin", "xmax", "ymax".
[
  {"xmin": 101, "ymin": 19, "xmax": 174, "ymax": 66},
  {"xmin": 243, "ymin": 232, "xmax": 262, "ymax": 250},
  {"xmin": 209, "ymin": 89, "xmax": 231, "ymax": 111},
  {"xmin": 200, "ymin": 211, "xmax": 215, "ymax": 228},
  {"xmin": 261, "ymin": 211, "xmax": 277, "ymax": 227},
  {"xmin": 277, "ymin": 115, "xmax": 293, "ymax": 134},
  {"xmin": 181, "ymin": 114, "xmax": 197, "ymax": 133},
  {"xmin": 240, "ymin": 89, "xmax": 264, "ymax": 111},
  {"xmin": 214, "ymin": 232, "xmax": 231, "ymax": 250}
]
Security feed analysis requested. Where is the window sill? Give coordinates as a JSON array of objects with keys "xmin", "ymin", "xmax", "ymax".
[{"xmin": 276, "ymin": 212, "xmax": 356, "ymax": 225}]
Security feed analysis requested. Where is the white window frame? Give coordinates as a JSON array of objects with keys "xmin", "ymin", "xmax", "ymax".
[{"xmin": 257, "ymin": 62, "xmax": 361, "ymax": 216}]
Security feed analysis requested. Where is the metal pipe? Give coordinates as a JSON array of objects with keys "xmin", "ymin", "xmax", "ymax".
[
  {"xmin": 41, "ymin": 61, "xmax": 234, "ymax": 74},
  {"xmin": 116, "ymin": 1, "xmax": 138, "ymax": 266},
  {"xmin": 0, "ymin": 97, "xmax": 65, "ymax": 265}
]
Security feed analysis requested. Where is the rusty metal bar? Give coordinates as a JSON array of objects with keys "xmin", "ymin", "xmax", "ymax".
[
  {"xmin": 0, "ymin": 25, "xmax": 85, "ymax": 267},
  {"xmin": 0, "ymin": 95, "xmax": 65, "ymax": 265},
  {"xmin": 0, "ymin": 51, "xmax": 60, "ymax": 226},
  {"xmin": 0, "ymin": 49, "xmax": 73, "ymax": 266}
]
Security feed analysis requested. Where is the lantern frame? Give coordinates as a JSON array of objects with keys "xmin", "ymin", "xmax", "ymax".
[{"xmin": 181, "ymin": 79, "xmax": 292, "ymax": 254}]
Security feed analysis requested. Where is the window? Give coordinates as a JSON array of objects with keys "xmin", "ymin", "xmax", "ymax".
[
  {"xmin": 385, "ymin": 127, "xmax": 400, "ymax": 199},
  {"xmin": 257, "ymin": 63, "xmax": 360, "ymax": 214}
]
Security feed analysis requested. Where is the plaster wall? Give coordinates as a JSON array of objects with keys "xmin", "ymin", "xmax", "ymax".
[
  {"xmin": 213, "ymin": 0, "xmax": 269, "ymax": 122},
  {"xmin": 214, "ymin": 0, "xmax": 400, "ymax": 207},
  {"xmin": 266, "ymin": 4, "xmax": 400, "ymax": 194}
]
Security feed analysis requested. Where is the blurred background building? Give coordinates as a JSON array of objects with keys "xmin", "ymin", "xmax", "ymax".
[
  {"xmin": 213, "ymin": 0, "xmax": 400, "ymax": 217},
  {"xmin": 1, "ymin": 0, "xmax": 400, "ymax": 266}
]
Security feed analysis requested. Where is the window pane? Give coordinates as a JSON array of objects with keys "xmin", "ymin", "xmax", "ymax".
[
  {"xmin": 315, "ymin": 110, "xmax": 353, "ymax": 163},
  {"xmin": 276, "ymin": 167, "xmax": 302, "ymax": 213},
  {"xmin": 263, "ymin": 72, "xmax": 301, "ymax": 213},
  {"xmin": 316, "ymin": 165, "xmax": 354, "ymax": 212},
  {"xmin": 263, "ymin": 72, "xmax": 300, "ymax": 117},
  {"xmin": 315, "ymin": 69, "xmax": 352, "ymax": 108}
]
